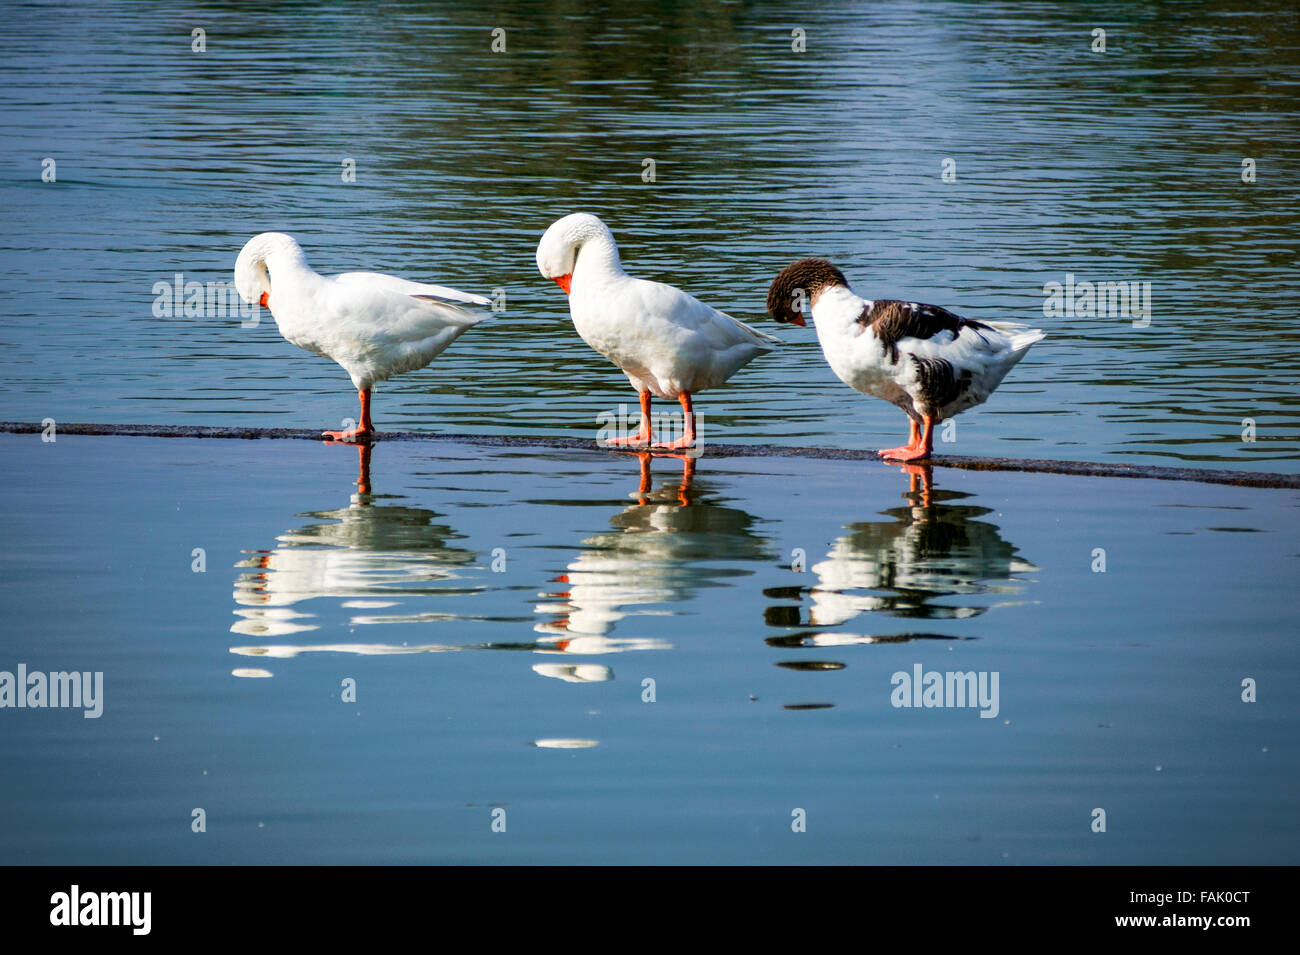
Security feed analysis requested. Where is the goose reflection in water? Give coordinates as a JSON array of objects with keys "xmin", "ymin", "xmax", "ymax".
[
  {"xmin": 533, "ymin": 453, "xmax": 773, "ymax": 666},
  {"xmin": 231, "ymin": 444, "xmax": 478, "ymax": 641},
  {"xmin": 766, "ymin": 465, "xmax": 1037, "ymax": 635}
]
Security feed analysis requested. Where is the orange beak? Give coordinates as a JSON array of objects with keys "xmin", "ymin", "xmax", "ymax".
[
  {"xmin": 789, "ymin": 315, "xmax": 806, "ymax": 327},
  {"xmin": 553, "ymin": 274, "xmax": 572, "ymax": 295},
  {"xmin": 259, "ymin": 291, "xmax": 269, "ymax": 307}
]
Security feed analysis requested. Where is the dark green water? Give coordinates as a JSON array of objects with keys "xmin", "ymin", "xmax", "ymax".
[
  {"xmin": 0, "ymin": 0, "xmax": 1297, "ymax": 468},
  {"xmin": 0, "ymin": 1, "xmax": 1297, "ymax": 865}
]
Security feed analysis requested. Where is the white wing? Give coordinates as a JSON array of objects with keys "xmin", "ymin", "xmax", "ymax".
[
  {"xmin": 636, "ymin": 279, "xmax": 781, "ymax": 349},
  {"xmin": 335, "ymin": 271, "xmax": 493, "ymax": 307}
]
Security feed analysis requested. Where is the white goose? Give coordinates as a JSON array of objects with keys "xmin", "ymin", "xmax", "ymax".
[
  {"xmin": 234, "ymin": 232, "xmax": 492, "ymax": 441},
  {"xmin": 536, "ymin": 213, "xmax": 779, "ymax": 450},
  {"xmin": 767, "ymin": 258, "xmax": 1044, "ymax": 461}
]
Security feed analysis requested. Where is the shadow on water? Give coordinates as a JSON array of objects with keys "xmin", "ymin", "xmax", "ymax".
[
  {"xmin": 229, "ymin": 444, "xmax": 577, "ymax": 667},
  {"xmin": 532, "ymin": 453, "xmax": 774, "ymax": 683},
  {"xmin": 228, "ymin": 452, "xmax": 1034, "ymax": 692},
  {"xmin": 228, "ymin": 447, "xmax": 776, "ymax": 683},
  {"xmin": 764, "ymin": 465, "xmax": 1038, "ymax": 646},
  {"xmin": 231, "ymin": 445, "xmax": 480, "ymax": 647}
]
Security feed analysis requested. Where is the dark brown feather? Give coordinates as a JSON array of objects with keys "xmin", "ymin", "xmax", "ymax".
[
  {"xmin": 909, "ymin": 355, "xmax": 972, "ymax": 414},
  {"xmin": 766, "ymin": 258, "xmax": 848, "ymax": 324},
  {"xmin": 861, "ymin": 300, "xmax": 989, "ymax": 363}
]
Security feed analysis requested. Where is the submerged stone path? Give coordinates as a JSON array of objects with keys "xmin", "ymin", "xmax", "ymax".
[{"xmin": 3, "ymin": 421, "xmax": 1296, "ymax": 490}]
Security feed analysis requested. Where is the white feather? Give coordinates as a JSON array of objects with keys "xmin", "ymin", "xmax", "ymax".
[
  {"xmin": 235, "ymin": 233, "xmax": 491, "ymax": 392},
  {"xmin": 537, "ymin": 214, "xmax": 778, "ymax": 398},
  {"xmin": 810, "ymin": 284, "xmax": 1043, "ymax": 421}
]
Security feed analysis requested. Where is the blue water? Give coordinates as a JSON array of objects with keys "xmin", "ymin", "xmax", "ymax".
[
  {"xmin": 1, "ymin": 0, "xmax": 1297, "ymax": 866},
  {"xmin": 1, "ymin": 434, "xmax": 1295, "ymax": 863},
  {"xmin": 0, "ymin": 0, "xmax": 1297, "ymax": 469}
]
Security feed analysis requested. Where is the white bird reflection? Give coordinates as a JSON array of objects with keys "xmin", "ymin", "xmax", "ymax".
[
  {"xmin": 229, "ymin": 448, "xmax": 685, "ymax": 682},
  {"xmin": 231, "ymin": 445, "xmax": 478, "ymax": 640},
  {"xmin": 535, "ymin": 453, "xmax": 772, "ymax": 645},
  {"xmin": 767, "ymin": 465, "xmax": 1038, "ymax": 631},
  {"xmin": 532, "ymin": 663, "xmax": 614, "ymax": 683}
]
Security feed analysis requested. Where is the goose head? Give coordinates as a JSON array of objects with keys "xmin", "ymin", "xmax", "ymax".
[
  {"xmin": 536, "ymin": 213, "xmax": 620, "ymax": 295},
  {"xmin": 766, "ymin": 257, "xmax": 849, "ymax": 327},
  {"xmin": 235, "ymin": 232, "xmax": 307, "ymax": 307}
]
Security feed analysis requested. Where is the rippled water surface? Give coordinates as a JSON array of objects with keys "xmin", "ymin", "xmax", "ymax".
[
  {"xmin": 1, "ymin": 0, "xmax": 1298, "ymax": 469},
  {"xmin": 1, "ymin": 1, "xmax": 1298, "ymax": 867},
  {"xmin": 1, "ymin": 434, "xmax": 1297, "ymax": 864}
]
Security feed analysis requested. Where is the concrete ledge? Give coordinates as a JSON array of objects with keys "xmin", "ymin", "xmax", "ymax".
[{"xmin": 3, "ymin": 421, "xmax": 1296, "ymax": 489}]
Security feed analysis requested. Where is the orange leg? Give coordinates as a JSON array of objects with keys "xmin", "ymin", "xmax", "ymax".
[
  {"xmin": 877, "ymin": 417, "xmax": 921, "ymax": 459},
  {"xmin": 880, "ymin": 414, "xmax": 935, "ymax": 462},
  {"xmin": 604, "ymin": 391, "xmax": 655, "ymax": 446},
  {"xmin": 323, "ymin": 388, "xmax": 374, "ymax": 443},
  {"xmin": 630, "ymin": 451, "xmax": 696, "ymax": 506},
  {"xmin": 676, "ymin": 455, "xmax": 696, "ymax": 506},
  {"xmin": 355, "ymin": 444, "xmax": 373, "ymax": 499},
  {"xmin": 654, "ymin": 392, "xmax": 696, "ymax": 450},
  {"xmin": 636, "ymin": 451, "xmax": 653, "ymax": 501},
  {"xmin": 897, "ymin": 463, "xmax": 934, "ymax": 507}
]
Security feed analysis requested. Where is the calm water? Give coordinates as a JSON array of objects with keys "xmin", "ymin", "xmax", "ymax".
[
  {"xmin": 0, "ymin": 433, "xmax": 1296, "ymax": 864},
  {"xmin": 1, "ymin": 1, "xmax": 1298, "ymax": 469},
  {"xmin": 1, "ymin": 1, "xmax": 1297, "ymax": 867}
]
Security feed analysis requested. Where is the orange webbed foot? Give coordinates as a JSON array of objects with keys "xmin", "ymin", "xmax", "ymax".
[
  {"xmin": 322, "ymin": 429, "xmax": 373, "ymax": 444},
  {"xmin": 880, "ymin": 446, "xmax": 931, "ymax": 462},
  {"xmin": 653, "ymin": 435, "xmax": 695, "ymax": 451},
  {"xmin": 601, "ymin": 432, "xmax": 655, "ymax": 448}
]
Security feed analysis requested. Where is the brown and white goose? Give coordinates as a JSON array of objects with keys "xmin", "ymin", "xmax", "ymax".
[{"xmin": 767, "ymin": 258, "xmax": 1044, "ymax": 461}]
